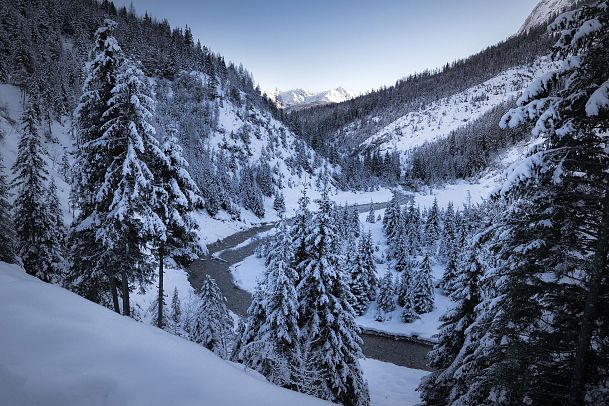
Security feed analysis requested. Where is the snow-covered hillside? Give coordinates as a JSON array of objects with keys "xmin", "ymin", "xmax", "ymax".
[
  {"xmin": 0, "ymin": 262, "xmax": 331, "ymax": 406},
  {"xmin": 278, "ymin": 87, "xmax": 359, "ymax": 110},
  {"xmin": 356, "ymin": 58, "xmax": 552, "ymax": 157},
  {"xmin": 518, "ymin": 0, "xmax": 575, "ymax": 34}
]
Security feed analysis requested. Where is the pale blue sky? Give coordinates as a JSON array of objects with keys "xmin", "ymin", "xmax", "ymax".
[{"xmin": 115, "ymin": 0, "xmax": 539, "ymax": 93}]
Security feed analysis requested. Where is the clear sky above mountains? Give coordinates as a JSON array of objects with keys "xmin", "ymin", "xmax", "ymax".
[{"xmin": 115, "ymin": 0, "xmax": 539, "ymax": 93}]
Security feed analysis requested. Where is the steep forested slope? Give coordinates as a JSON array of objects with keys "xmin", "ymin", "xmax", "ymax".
[{"xmin": 0, "ymin": 0, "xmax": 325, "ymax": 219}]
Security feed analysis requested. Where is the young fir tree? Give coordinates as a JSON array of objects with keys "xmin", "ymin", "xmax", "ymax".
[
  {"xmin": 418, "ymin": 242, "xmax": 484, "ymax": 405},
  {"xmin": 241, "ymin": 219, "xmax": 302, "ymax": 389},
  {"xmin": 296, "ymin": 187, "xmax": 370, "ymax": 406},
  {"xmin": 413, "ymin": 253, "xmax": 434, "ymax": 314},
  {"xmin": 445, "ymin": 4, "xmax": 609, "ymax": 404},
  {"xmin": 12, "ymin": 101, "xmax": 63, "ymax": 282},
  {"xmin": 170, "ymin": 287, "xmax": 182, "ymax": 336},
  {"xmin": 398, "ymin": 260, "xmax": 419, "ymax": 323},
  {"xmin": 375, "ymin": 270, "xmax": 396, "ymax": 322},
  {"xmin": 289, "ymin": 188, "xmax": 311, "ymax": 286},
  {"xmin": 191, "ymin": 274, "xmax": 234, "ymax": 359},
  {"xmin": 438, "ymin": 201, "xmax": 456, "ymax": 261},
  {"xmin": 68, "ymin": 19, "xmax": 125, "ymax": 308},
  {"xmin": 273, "ymin": 190, "xmax": 286, "ymax": 213},
  {"xmin": 0, "ymin": 156, "xmax": 15, "ymax": 263},
  {"xmin": 154, "ymin": 130, "xmax": 203, "ymax": 329},
  {"xmin": 382, "ymin": 191, "xmax": 401, "ymax": 245},
  {"xmin": 366, "ymin": 201, "xmax": 376, "ymax": 223},
  {"xmin": 424, "ymin": 197, "xmax": 440, "ymax": 247},
  {"xmin": 348, "ymin": 233, "xmax": 378, "ymax": 316},
  {"xmin": 404, "ymin": 202, "xmax": 422, "ymax": 256}
]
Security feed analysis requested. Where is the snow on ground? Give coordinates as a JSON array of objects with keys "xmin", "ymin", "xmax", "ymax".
[
  {"xmin": 361, "ymin": 358, "xmax": 427, "ymax": 406},
  {"xmin": 0, "ymin": 262, "xmax": 331, "ymax": 406},
  {"xmin": 359, "ymin": 58, "xmax": 552, "ymax": 156}
]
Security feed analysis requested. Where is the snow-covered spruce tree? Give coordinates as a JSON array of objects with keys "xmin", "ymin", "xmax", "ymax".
[
  {"xmin": 297, "ymin": 188, "xmax": 370, "ymax": 406},
  {"xmin": 191, "ymin": 274, "xmax": 234, "ymax": 359},
  {"xmin": 449, "ymin": 4, "xmax": 609, "ymax": 404},
  {"xmin": 404, "ymin": 202, "xmax": 422, "ymax": 256},
  {"xmin": 382, "ymin": 191, "xmax": 401, "ymax": 245},
  {"xmin": 153, "ymin": 130, "xmax": 203, "ymax": 329},
  {"xmin": 234, "ymin": 281, "xmax": 267, "ymax": 364},
  {"xmin": 393, "ymin": 232, "xmax": 409, "ymax": 273},
  {"xmin": 80, "ymin": 56, "xmax": 164, "ymax": 317},
  {"xmin": 68, "ymin": 19, "xmax": 125, "ymax": 307},
  {"xmin": 424, "ymin": 197, "xmax": 440, "ymax": 247},
  {"xmin": 418, "ymin": 242, "xmax": 484, "ymax": 405},
  {"xmin": 289, "ymin": 188, "xmax": 311, "ymax": 285},
  {"xmin": 375, "ymin": 270, "xmax": 396, "ymax": 322},
  {"xmin": 12, "ymin": 101, "xmax": 63, "ymax": 282},
  {"xmin": 273, "ymin": 190, "xmax": 285, "ymax": 213},
  {"xmin": 413, "ymin": 253, "xmax": 434, "ymax": 314},
  {"xmin": 170, "ymin": 287, "xmax": 182, "ymax": 336},
  {"xmin": 348, "ymin": 233, "xmax": 378, "ymax": 316},
  {"xmin": 398, "ymin": 261, "xmax": 419, "ymax": 323},
  {"xmin": 0, "ymin": 156, "xmax": 15, "ymax": 263},
  {"xmin": 365, "ymin": 201, "xmax": 376, "ymax": 223},
  {"xmin": 438, "ymin": 201, "xmax": 456, "ymax": 261},
  {"xmin": 440, "ymin": 254, "xmax": 459, "ymax": 295},
  {"xmin": 240, "ymin": 219, "xmax": 302, "ymax": 389},
  {"xmin": 240, "ymin": 164, "xmax": 265, "ymax": 218}
]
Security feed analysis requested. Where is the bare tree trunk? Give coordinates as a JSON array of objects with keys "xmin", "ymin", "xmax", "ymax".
[
  {"xmin": 157, "ymin": 242, "xmax": 165, "ymax": 329},
  {"xmin": 567, "ymin": 190, "xmax": 609, "ymax": 406},
  {"xmin": 121, "ymin": 269, "xmax": 130, "ymax": 317},
  {"xmin": 110, "ymin": 277, "xmax": 121, "ymax": 314}
]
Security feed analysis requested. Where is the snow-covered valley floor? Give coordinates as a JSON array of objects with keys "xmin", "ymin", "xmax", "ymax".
[{"xmin": 0, "ymin": 261, "xmax": 428, "ymax": 406}]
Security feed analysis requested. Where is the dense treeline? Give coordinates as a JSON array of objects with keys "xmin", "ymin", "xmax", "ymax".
[
  {"xmin": 420, "ymin": 3, "xmax": 609, "ymax": 404},
  {"xmin": 0, "ymin": 0, "xmax": 278, "ymax": 120},
  {"xmin": 405, "ymin": 100, "xmax": 529, "ymax": 184}
]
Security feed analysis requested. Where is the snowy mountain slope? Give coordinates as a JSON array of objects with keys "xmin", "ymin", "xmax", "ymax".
[
  {"xmin": 518, "ymin": 0, "xmax": 575, "ymax": 34},
  {"xmin": 278, "ymin": 87, "xmax": 359, "ymax": 110},
  {"xmin": 355, "ymin": 58, "xmax": 553, "ymax": 156},
  {"xmin": 0, "ymin": 262, "xmax": 331, "ymax": 406}
]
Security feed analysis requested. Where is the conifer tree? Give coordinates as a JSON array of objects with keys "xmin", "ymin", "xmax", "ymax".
[
  {"xmin": 419, "ymin": 243, "xmax": 484, "ymax": 405},
  {"xmin": 424, "ymin": 197, "xmax": 440, "ymax": 246},
  {"xmin": 91, "ymin": 58, "xmax": 165, "ymax": 316},
  {"xmin": 170, "ymin": 287, "xmax": 182, "ymax": 336},
  {"xmin": 375, "ymin": 270, "xmax": 396, "ymax": 322},
  {"xmin": 451, "ymin": 4, "xmax": 609, "ymax": 404},
  {"xmin": 12, "ymin": 101, "xmax": 62, "ymax": 282},
  {"xmin": 0, "ymin": 156, "xmax": 15, "ymax": 263},
  {"xmin": 382, "ymin": 191, "xmax": 401, "ymax": 243},
  {"xmin": 240, "ymin": 165, "xmax": 265, "ymax": 217},
  {"xmin": 154, "ymin": 130, "xmax": 203, "ymax": 329},
  {"xmin": 398, "ymin": 261, "xmax": 419, "ymax": 323},
  {"xmin": 365, "ymin": 201, "xmax": 375, "ymax": 223},
  {"xmin": 273, "ymin": 190, "xmax": 285, "ymax": 213},
  {"xmin": 439, "ymin": 201, "xmax": 456, "ymax": 261},
  {"xmin": 289, "ymin": 189, "xmax": 311, "ymax": 285},
  {"xmin": 413, "ymin": 254, "xmax": 434, "ymax": 314},
  {"xmin": 191, "ymin": 274, "xmax": 234, "ymax": 359},
  {"xmin": 68, "ymin": 19, "xmax": 125, "ymax": 308},
  {"xmin": 297, "ymin": 188, "xmax": 370, "ymax": 406},
  {"xmin": 348, "ymin": 233, "xmax": 378, "ymax": 316},
  {"xmin": 241, "ymin": 219, "xmax": 302, "ymax": 389}
]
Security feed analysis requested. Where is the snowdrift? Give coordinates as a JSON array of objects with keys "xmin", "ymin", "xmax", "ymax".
[{"xmin": 0, "ymin": 262, "xmax": 330, "ymax": 406}]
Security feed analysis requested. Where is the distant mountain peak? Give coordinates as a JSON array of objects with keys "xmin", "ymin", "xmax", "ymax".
[
  {"xmin": 518, "ymin": 0, "xmax": 575, "ymax": 35},
  {"xmin": 277, "ymin": 87, "xmax": 360, "ymax": 110}
]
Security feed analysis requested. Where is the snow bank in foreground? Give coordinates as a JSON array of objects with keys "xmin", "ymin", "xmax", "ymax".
[
  {"xmin": 0, "ymin": 262, "xmax": 330, "ymax": 406},
  {"xmin": 361, "ymin": 359, "xmax": 426, "ymax": 406}
]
